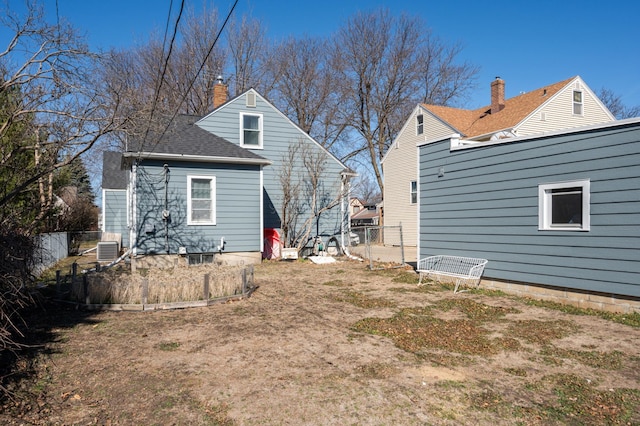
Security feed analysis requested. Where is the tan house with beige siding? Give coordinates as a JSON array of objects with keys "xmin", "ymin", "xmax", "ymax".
[{"xmin": 381, "ymin": 75, "xmax": 615, "ymax": 247}]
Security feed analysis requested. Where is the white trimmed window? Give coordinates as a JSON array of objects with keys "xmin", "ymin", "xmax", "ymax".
[
  {"xmin": 240, "ymin": 112, "xmax": 263, "ymax": 148},
  {"xmin": 410, "ymin": 180, "xmax": 417, "ymax": 204},
  {"xmin": 187, "ymin": 176, "xmax": 216, "ymax": 225},
  {"xmin": 538, "ymin": 179, "xmax": 590, "ymax": 231},
  {"xmin": 573, "ymin": 90, "xmax": 583, "ymax": 115},
  {"xmin": 416, "ymin": 114, "xmax": 424, "ymax": 135}
]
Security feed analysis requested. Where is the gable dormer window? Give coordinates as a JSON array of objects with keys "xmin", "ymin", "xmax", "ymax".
[
  {"xmin": 416, "ymin": 114, "xmax": 424, "ymax": 135},
  {"xmin": 573, "ymin": 90, "xmax": 583, "ymax": 115},
  {"xmin": 240, "ymin": 112, "xmax": 263, "ymax": 148}
]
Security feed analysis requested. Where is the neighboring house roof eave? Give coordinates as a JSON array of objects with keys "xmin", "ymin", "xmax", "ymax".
[
  {"xmin": 467, "ymin": 127, "xmax": 515, "ymax": 141},
  {"xmin": 452, "ymin": 117, "xmax": 640, "ymax": 151},
  {"xmin": 417, "ymin": 133, "xmax": 461, "ymax": 148},
  {"xmin": 122, "ymin": 151, "xmax": 272, "ymax": 166}
]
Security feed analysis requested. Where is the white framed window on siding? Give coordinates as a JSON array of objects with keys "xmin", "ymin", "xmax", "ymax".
[
  {"xmin": 240, "ymin": 112, "xmax": 263, "ymax": 148},
  {"xmin": 572, "ymin": 90, "xmax": 583, "ymax": 115},
  {"xmin": 410, "ymin": 180, "xmax": 417, "ymax": 204},
  {"xmin": 187, "ymin": 176, "xmax": 216, "ymax": 225},
  {"xmin": 416, "ymin": 114, "xmax": 424, "ymax": 135},
  {"xmin": 538, "ymin": 179, "xmax": 590, "ymax": 231}
]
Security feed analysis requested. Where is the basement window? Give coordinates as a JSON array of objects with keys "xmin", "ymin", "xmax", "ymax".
[
  {"xmin": 188, "ymin": 253, "xmax": 214, "ymax": 265},
  {"xmin": 538, "ymin": 179, "xmax": 590, "ymax": 231}
]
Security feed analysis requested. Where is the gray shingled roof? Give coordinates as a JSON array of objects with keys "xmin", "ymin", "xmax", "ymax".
[
  {"xmin": 127, "ymin": 114, "xmax": 267, "ymax": 161},
  {"xmin": 102, "ymin": 151, "xmax": 128, "ymax": 189}
]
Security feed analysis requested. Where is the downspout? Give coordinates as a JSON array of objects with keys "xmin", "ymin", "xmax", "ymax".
[
  {"xmin": 340, "ymin": 178, "xmax": 345, "ymax": 249},
  {"xmin": 340, "ymin": 174, "xmax": 362, "ymax": 261},
  {"xmin": 130, "ymin": 161, "xmax": 138, "ymax": 261},
  {"xmin": 163, "ymin": 164, "xmax": 170, "ymax": 254}
]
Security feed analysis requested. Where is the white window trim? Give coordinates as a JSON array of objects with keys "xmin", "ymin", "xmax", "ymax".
[
  {"xmin": 572, "ymin": 90, "xmax": 583, "ymax": 116},
  {"xmin": 410, "ymin": 180, "xmax": 417, "ymax": 204},
  {"xmin": 538, "ymin": 179, "xmax": 590, "ymax": 231},
  {"xmin": 416, "ymin": 114, "xmax": 424, "ymax": 135},
  {"xmin": 187, "ymin": 175, "xmax": 216, "ymax": 225},
  {"xmin": 240, "ymin": 112, "xmax": 263, "ymax": 149}
]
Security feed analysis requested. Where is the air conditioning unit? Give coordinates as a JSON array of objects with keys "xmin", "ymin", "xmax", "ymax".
[{"xmin": 97, "ymin": 241, "xmax": 119, "ymax": 262}]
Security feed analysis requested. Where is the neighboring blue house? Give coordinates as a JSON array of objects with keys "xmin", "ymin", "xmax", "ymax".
[
  {"xmin": 417, "ymin": 118, "xmax": 640, "ymax": 310},
  {"xmin": 102, "ymin": 85, "xmax": 352, "ymax": 266},
  {"xmin": 102, "ymin": 151, "xmax": 130, "ymax": 248}
]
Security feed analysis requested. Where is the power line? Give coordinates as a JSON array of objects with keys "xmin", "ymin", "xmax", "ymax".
[
  {"xmin": 137, "ymin": 0, "xmax": 185, "ymax": 159},
  {"xmin": 142, "ymin": 0, "xmax": 239, "ymax": 157}
]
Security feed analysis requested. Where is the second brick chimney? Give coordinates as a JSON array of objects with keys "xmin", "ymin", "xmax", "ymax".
[
  {"xmin": 213, "ymin": 75, "xmax": 228, "ymax": 109},
  {"xmin": 491, "ymin": 77, "xmax": 505, "ymax": 114}
]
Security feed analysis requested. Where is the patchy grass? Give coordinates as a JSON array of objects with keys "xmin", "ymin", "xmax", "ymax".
[
  {"xmin": 352, "ymin": 306, "xmax": 508, "ymax": 357},
  {"xmin": 503, "ymin": 367, "xmax": 528, "ymax": 377},
  {"xmin": 521, "ymin": 373, "xmax": 640, "ymax": 425},
  {"xmin": 354, "ymin": 362, "xmax": 398, "ymax": 380},
  {"xmin": 331, "ymin": 290, "xmax": 396, "ymax": 309},
  {"xmin": 390, "ymin": 272, "xmax": 420, "ymax": 285},
  {"xmin": 522, "ymin": 298, "xmax": 640, "ymax": 328},
  {"xmin": 322, "ymin": 279, "xmax": 347, "ymax": 287},
  {"xmin": 157, "ymin": 341, "xmax": 181, "ymax": 351},
  {"xmin": 351, "ymin": 300, "xmax": 586, "ymax": 365},
  {"xmin": 539, "ymin": 347, "xmax": 627, "ymax": 370},
  {"xmin": 203, "ymin": 402, "xmax": 236, "ymax": 426},
  {"xmin": 434, "ymin": 298, "xmax": 520, "ymax": 322},
  {"xmin": 506, "ymin": 319, "xmax": 579, "ymax": 345}
]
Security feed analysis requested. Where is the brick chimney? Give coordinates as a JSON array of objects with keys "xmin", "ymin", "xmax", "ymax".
[
  {"xmin": 213, "ymin": 75, "xmax": 228, "ymax": 109},
  {"xmin": 491, "ymin": 77, "xmax": 505, "ymax": 114}
]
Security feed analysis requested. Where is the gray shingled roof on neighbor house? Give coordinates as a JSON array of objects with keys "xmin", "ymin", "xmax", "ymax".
[
  {"xmin": 102, "ymin": 151, "xmax": 128, "ymax": 189},
  {"xmin": 127, "ymin": 114, "xmax": 269, "ymax": 162}
]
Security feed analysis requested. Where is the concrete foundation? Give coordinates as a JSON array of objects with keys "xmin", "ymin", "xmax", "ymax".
[
  {"xmin": 132, "ymin": 251, "xmax": 262, "ymax": 269},
  {"xmin": 480, "ymin": 277, "xmax": 640, "ymax": 314}
]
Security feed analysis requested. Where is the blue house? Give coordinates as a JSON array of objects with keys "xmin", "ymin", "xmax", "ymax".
[
  {"xmin": 102, "ymin": 85, "xmax": 352, "ymax": 266},
  {"xmin": 417, "ymin": 118, "xmax": 640, "ymax": 311}
]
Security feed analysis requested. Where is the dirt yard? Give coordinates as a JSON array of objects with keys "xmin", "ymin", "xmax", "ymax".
[{"xmin": 2, "ymin": 259, "xmax": 639, "ymax": 425}]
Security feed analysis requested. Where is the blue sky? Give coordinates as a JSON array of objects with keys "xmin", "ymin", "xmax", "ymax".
[{"xmin": 37, "ymin": 0, "xmax": 640, "ymax": 111}]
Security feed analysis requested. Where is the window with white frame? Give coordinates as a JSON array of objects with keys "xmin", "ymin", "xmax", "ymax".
[
  {"xmin": 187, "ymin": 176, "xmax": 216, "ymax": 225},
  {"xmin": 538, "ymin": 179, "xmax": 590, "ymax": 231},
  {"xmin": 240, "ymin": 112, "xmax": 263, "ymax": 148},
  {"xmin": 573, "ymin": 90, "xmax": 583, "ymax": 115},
  {"xmin": 410, "ymin": 180, "xmax": 417, "ymax": 204},
  {"xmin": 416, "ymin": 114, "xmax": 424, "ymax": 135}
]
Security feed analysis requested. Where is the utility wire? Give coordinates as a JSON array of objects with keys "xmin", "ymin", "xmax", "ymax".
[
  {"xmin": 137, "ymin": 0, "xmax": 185, "ymax": 159},
  {"xmin": 141, "ymin": 0, "xmax": 239, "ymax": 157}
]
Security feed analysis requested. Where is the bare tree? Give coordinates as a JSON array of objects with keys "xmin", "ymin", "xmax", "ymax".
[
  {"xmin": 331, "ymin": 9, "xmax": 478, "ymax": 193},
  {"xmin": 0, "ymin": 3, "xmax": 121, "ymax": 229},
  {"xmin": 0, "ymin": 1, "xmax": 122, "ymax": 353},
  {"xmin": 278, "ymin": 140, "xmax": 346, "ymax": 250},
  {"xmin": 265, "ymin": 36, "xmax": 350, "ymax": 154},
  {"xmin": 598, "ymin": 87, "xmax": 640, "ymax": 120},
  {"xmin": 100, "ymin": 5, "xmax": 226, "ymax": 151},
  {"xmin": 352, "ymin": 174, "xmax": 381, "ymax": 205},
  {"xmin": 226, "ymin": 14, "xmax": 267, "ymax": 96}
]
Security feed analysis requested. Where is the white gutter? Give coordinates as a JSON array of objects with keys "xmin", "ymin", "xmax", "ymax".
[{"xmin": 123, "ymin": 151, "xmax": 272, "ymax": 166}]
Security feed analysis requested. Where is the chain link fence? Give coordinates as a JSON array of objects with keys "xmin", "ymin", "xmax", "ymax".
[{"xmin": 350, "ymin": 225, "xmax": 406, "ymax": 270}]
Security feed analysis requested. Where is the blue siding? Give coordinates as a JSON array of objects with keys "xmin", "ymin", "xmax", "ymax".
[
  {"xmin": 198, "ymin": 91, "xmax": 346, "ymax": 242},
  {"xmin": 418, "ymin": 122, "xmax": 640, "ymax": 297},
  {"xmin": 135, "ymin": 160, "xmax": 262, "ymax": 254},
  {"xmin": 103, "ymin": 189, "xmax": 129, "ymax": 247}
]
